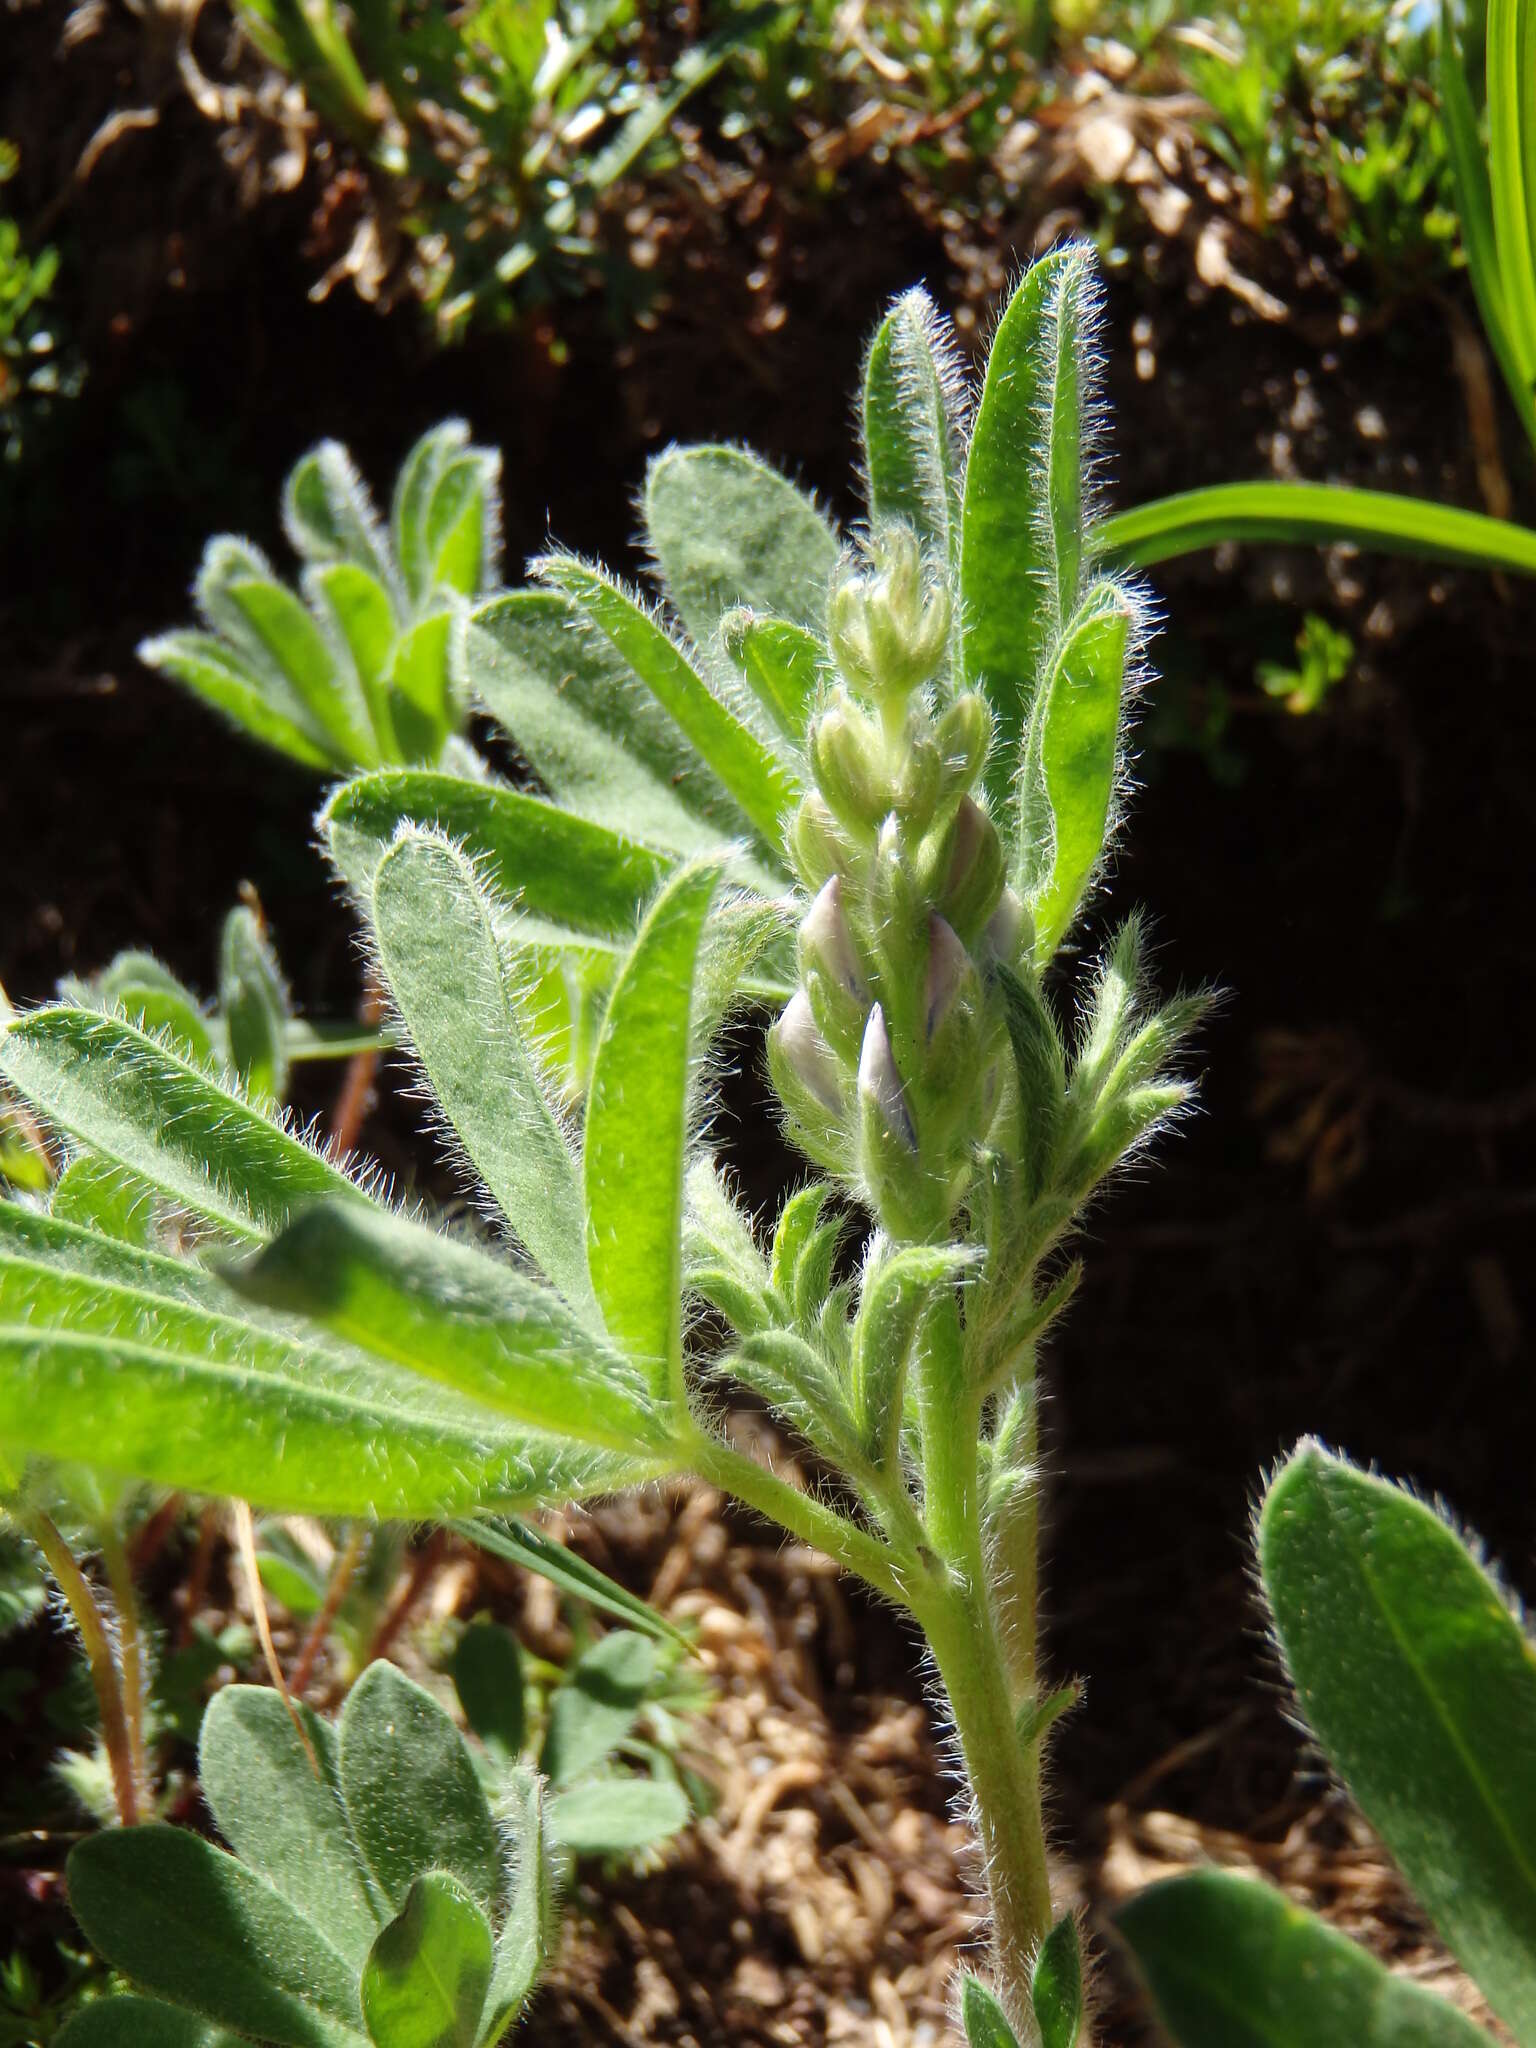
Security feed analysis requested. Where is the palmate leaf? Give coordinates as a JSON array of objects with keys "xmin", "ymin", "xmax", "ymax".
[
  {"xmin": 583, "ymin": 859, "xmax": 721, "ymax": 1403},
  {"xmin": 1119, "ymin": 1869, "xmax": 1493, "ymax": 2048},
  {"xmin": 368, "ymin": 827, "xmax": 596, "ymax": 1318},
  {"xmin": 1261, "ymin": 1444, "xmax": 1536, "ymax": 2042}
]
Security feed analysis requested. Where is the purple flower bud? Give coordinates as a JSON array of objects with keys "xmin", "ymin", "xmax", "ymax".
[
  {"xmin": 982, "ymin": 886, "xmax": 1030, "ymax": 964},
  {"xmin": 773, "ymin": 990, "xmax": 844, "ymax": 1116},
  {"xmin": 924, "ymin": 912, "xmax": 974, "ymax": 1045},
  {"xmin": 858, "ymin": 1004, "xmax": 917, "ymax": 1153}
]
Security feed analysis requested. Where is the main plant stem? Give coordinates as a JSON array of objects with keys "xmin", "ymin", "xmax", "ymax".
[{"xmin": 916, "ymin": 1298, "xmax": 1055, "ymax": 2033}]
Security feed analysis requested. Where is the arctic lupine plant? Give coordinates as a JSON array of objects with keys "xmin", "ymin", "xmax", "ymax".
[{"xmin": 0, "ymin": 245, "xmax": 1208, "ymax": 2045}]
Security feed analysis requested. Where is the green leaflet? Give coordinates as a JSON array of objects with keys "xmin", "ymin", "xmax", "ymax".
[
  {"xmin": 720, "ymin": 613, "xmax": 826, "ymax": 746},
  {"xmin": 1100, "ymin": 482, "xmax": 1536, "ymax": 577},
  {"xmin": 851, "ymin": 1242, "xmax": 972, "ymax": 1471},
  {"xmin": 482, "ymin": 1771, "xmax": 554, "ymax": 2036},
  {"xmin": 451, "ymin": 1620, "xmax": 525, "ymax": 1758},
  {"xmin": 863, "ymin": 286, "xmax": 968, "ymax": 580},
  {"xmin": 49, "ymin": 1155, "xmax": 155, "ymax": 1245},
  {"xmin": 1030, "ymin": 1915, "xmax": 1084, "ymax": 2048},
  {"xmin": 83, "ymin": 950, "xmax": 216, "ymax": 1068},
  {"xmin": 960, "ymin": 1976, "xmax": 1022, "ymax": 2048},
  {"xmin": 137, "ymin": 629, "xmax": 339, "ymax": 770},
  {"xmin": 324, "ymin": 770, "xmax": 674, "ymax": 952},
  {"xmin": 537, "ymin": 554, "xmax": 800, "ymax": 851},
  {"xmin": 539, "ymin": 1629, "xmax": 656, "ymax": 1787},
  {"xmin": 0, "ymin": 1007, "xmax": 360, "ymax": 1241},
  {"xmin": 1016, "ymin": 581, "xmax": 1134, "ymax": 962},
  {"xmin": 284, "ymin": 438, "xmax": 395, "ymax": 593},
  {"xmin": 231, "ymin": 1200, "xmax": 663, "ymax": 1453},
  {"xmin": 0, "ymin": 1319, "xmax": 640, "ymax": 1518},
  {"xmin": 390, "ymin": 421, "xmax": 501, "ymax": 608},
  {"xmin": 459, "ymin": 591, "xmax": 756, "ymax": 861},
  {"xmin": 360, "ymin": 1875, "xmax": 493, "ymax": 2048},
  {"xmin": 960, "ymin": 245, "xmax": 1098, "ymax": 809},
  {"xmin": 308, "ymin": 562, "xmax": 400, "ymax": 752},
  {"xmin": 1261, "ymin": 1444, "xmax": 1536, "ymax": 2042},
  {"xmin": 387, "ymin": 610, "xmax": 456, "ymax": 761},
  {"xmin": 199, "ymin": 1688, "xmax": 384, "ymax": 1969},
  {"xmin": 221, "ymin": 564, "xmax": 377, "ymax": 765},
  {"xmin": 546, "ymin": 1777, "xmax": 691, "ymax": 1855},
  {"xmin": 643, "ymin": 443, "xmax": 840, "ymax": 649},
  {"xmin": 583, "ymin": 860, "xmax": 721, "ymax": 1401},
  {"xmin": 369, "ymin": 828, "xmax": 596, "ymax": 1318},
  {"xmin": 54, "ymin": 1997, "xmax": 250, "ymax": 2048},
  {"xmin": 1118, "ymin": 1870, "xmax": 1494, "ymax": 2048},
  {"xmin": 339, "ymin": 1664, "xmax": 504, "ymax": 1919},
  {"xmin": 66, "ymin": 1827, "xmax": 367, "ymax": 2048},
  {"xmin": 219, "ymin": 904, "xmax": 290, "ymax": 1106}
]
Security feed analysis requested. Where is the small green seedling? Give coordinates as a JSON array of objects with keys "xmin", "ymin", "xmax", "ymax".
[
  {"xmin": 1121, "ymin": 1441, "xmax": 1536, "ymax": 2048},
  {"xmin": 56, "ymin": 1662, "xmax": 559, "ymax": 2048}
]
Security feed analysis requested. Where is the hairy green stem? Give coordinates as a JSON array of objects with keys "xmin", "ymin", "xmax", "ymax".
[
  {"xmin": 921, "ymin": 1572, "xmax": 1055, "ymax": 2030},
  {"xmin": 689, "ymin": 1432, "xmax": 909, "ymax": 1605},
  {"xmin": 26, "ymin": 1512, "xmax": 140, "ymax": 1827},
  {"xmin": 97, "ymin": 1519, "xmax": 152, "ymax": 1818}
]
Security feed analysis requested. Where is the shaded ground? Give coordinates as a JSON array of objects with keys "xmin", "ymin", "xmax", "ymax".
[{"xmin": 4, "ymin": 23, "xmax": 1536, "ymax": 2040}]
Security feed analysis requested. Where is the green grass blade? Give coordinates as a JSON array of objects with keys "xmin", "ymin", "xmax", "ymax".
[
  {"xmin": 1101, "ymin": 482, "xmax": 1536, "ymax": 574},
  {"xmin": 1118, "ymin": 1870, "xmax": 1494, "ymax": 2048},
  {"xmin": 537, "ymin": 555, "xmax": 801, "ymax": 850},
  {"xmin": 231, "ymin": 1201, "xmax": 663, "ymax": 1452},
  {"xmin": 452, "ymin": 1516, "xmax": 689, "ymax": 1647},
  {"xmin": 1437, "ymin": 0, "xmax": 1536, "ymax": 446},
  {"xmin": 138, "ymin": 630, "xmax": 340, "ymax": 770},
  {"xmin": 863, "ymin": 287, "xmax": 969, "ymax": 580},
  {"xmin": 960, "ymin": 246, "xmax": 1097, "ymax": 807},
  {"xmin": 459, "ymin": 592, "xmax": 756, "ymax": 861},
  {"xmin": 583, "ymin": 861, "xmax": 721, "ymax": 1404},
  {"xmin": 1261, "ymin": 1442, "xmax": 1536, "ymax": 2041},
  {"xmin": 369, "ymin": 828, "xmax": 596, "ymax": 1317},
  {"xmin": 324, "ymin": 770, "xmax": 676, "ymax": 947},
  {"xmin": 643, "ymin": 443, "xmax": 840, "ymax": 649},
  {"xmin": 1487, "ymin": 0, "xmax": 1536, "ymax": 388},
  {"xmin": 0, "ymin": 1008, "xmax": 360, "ymax": 1241}
]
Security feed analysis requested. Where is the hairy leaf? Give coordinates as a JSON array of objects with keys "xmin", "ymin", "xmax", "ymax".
[
  {"xmin": 360, "ymin": 1874, "xmax": 492, "ymax": 2048},
  {"xmin": 547, "ymin": 1777, "xmax": 691, "ymax": 1855},
  {"xmin": 863, "ymin": 287, "xmax": 968, "ymax": 578}
]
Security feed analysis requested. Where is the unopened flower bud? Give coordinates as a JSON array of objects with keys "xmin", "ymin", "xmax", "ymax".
[
  {"xmin": 923, "ymin": 913, "xmax": 983, "ymax": 1073},
  {"xmin": 919, "ymin": 794, "xmax": 1006, "ymax": 943},
  {"xmin": 799, "ymin": 876, "xmax": 872, "ymax": 1062},
  {"xmin": 767, "ymin": 991, "xmax": 849, "ymax": 1173},
  {"xmin": 857, "ymin": 1003, "xmax": 950, "ymax": 1241},
  {"xmin": 935, "ymin": 691, "xmax": 993, "ymax": 797},
  {"xmin": 896, "ymin": 727, "xmax": 942, "ymax": 834},
  {"xmin": 858, "ymin": 1004, "xmax": 916, "ymax": 1153},
  {"xmin": 789, "ymin": 792, "xmax": 858, "ymax": 893},
  {"xmin": 809, "ymin": 695, "xmax": 888, "ymax": 837},
  {"xmin": 828, "ymin": 526, "xmax": 951, "ymax": 706},
  {"xmin": 981, "ymin": 885, "xmax": 1031, "ymax": 966}
]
